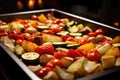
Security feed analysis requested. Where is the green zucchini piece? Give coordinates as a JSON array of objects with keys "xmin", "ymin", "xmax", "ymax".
[
  {"xmin": 69, "ymin": 33, "xmax": 82, "ymax": 37},
  {"xmin": 67, "ymin": 44, "xmax": 80, "ymax": 49},
  {"xmin": 53, "ymin": 42, "xmax": 67, "ymax": 48},
  {"xmin": 21, "ymin": 52, "xmax": 40, "ymax": 65},
  {"xmin": 68, "ymin": 26, "xmax": 79, "ymax": 33},
  {"xmin": 67, "ymin": 20, "xmax": 78, "ymax": 26},
  {"xmin": 37, "ymin": 25, "xmax": 49, "ymax": 31}
]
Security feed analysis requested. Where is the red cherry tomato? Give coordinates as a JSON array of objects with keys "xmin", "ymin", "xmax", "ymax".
[
  {"xmin": 0, "ymin": 32, "xmax": 8, "ymax": 37},
  {"xmin": 53, "ymin": 18, "xmax": 62, "ymax": 24},
  {"xmin": 22, "ymin": 20, "xmax": 29, "ymax": 24},
  {"xmin": 66, "ymin": 36, "xmax": 76, "ymax": 41},
  {"xmin": 46, "ymin": 13, "xmax": 54, "ymax": 20},
  {"xmin": 8, "ymin": 34, "xmax": 18, "ymax": 40},
  {"xmin": 0, "ymin": 30, "xmax": 5, "ymax": 33},
  {"xmin": 35, "ymin": 45, "xmax": 54, "ymax": 55},
  {"xmin": 46, "ymin": 59, "xmax": 63, "ymax": 68},
  {"xmin": 78, "ymin": 38, "xmax": 89, "ymax": 45},
  {"xmin": 17, "ymin": 35, "xmax": 24, "ymax": 40},
  {"xmin": 50, "ymin": 27, "xmax": 62, "ymax": 33},
  {"xmin": 36, "ymin": 67, "xmax": 51, "ymax": 78},
  {"xmin": 16, "ymin": 39, "xmax": 23, "ymax": 45},
  {"xmin": 42, "ymin": 30, "xmax": 55, "ymax": 34},
  {"xmin": 9, "ymin": 30, "xmax": 21, "ymax": 34},
  {"xmin": 35, "ymin": 46, "xmax": 44, "ymax": 55},
  {"xmin": 31, "ymin": 15, "xmax": 38, "ymax": 20},
  {"xmin": 61, "ymin": 35, "xmax": 71, "ymax": 41},
  {"xmin": 27, "ymin": 36, "xmax": 34, "ymax": 42},
  {"xmin": 87, "ymin": 49, "xmax": 101, "ymax": 61},
  {"xmin": 54, "ymin": 50, "xmax": 66, "ymax": 59},
  {"xmin": 88, "ymin": 32, "xmax": 97, "ymax": 37},
  {"xmin": 24, "ymin": 23, "xmax": 30, "ymax": 28},
  {"xmin": 66, "ymin": 49, "xmax": 81, "ymax": 58},
  {"xmin": 102, "ymin": 38, "xmax": 112, "ymax": 45},
  {"xmin": 76, "ymin": 49, "xmax": 87, "ymax": 57},
  {"xmin": 95, "ymin": 28, "xmax": 104, "ymax": 35}
]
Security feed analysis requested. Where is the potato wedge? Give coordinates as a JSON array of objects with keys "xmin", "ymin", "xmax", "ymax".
[
  {"xmin": 67, "ymin": 57, "xmax": 86, "ymax": 76},
  {"xmin": 54, "ymin": 66, "xmax": 74, "ymax": 80},
  {"xmin": 101, "ymin": 55, "xmax": 115, "ymax": 69}
]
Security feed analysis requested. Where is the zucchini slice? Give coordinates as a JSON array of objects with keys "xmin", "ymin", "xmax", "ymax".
[
  {"xmin": 21, "ymin": 52, "xmax": 40, "ymax": 65},
  {"xmin": 67, "ymin": 20, "xmax": 78, "ymax": 26},
  {"xmin": 52, "ymin": 42, "xmax": 67, "ymax": 48},
  {"xmin": 68, "ymin": 26, "xmax": 79, "ymax": 33},
  {"xmin": 69, "ymin": 33, "xmax": 82, "ymax": 37},
  {"xmin": 67, "ymin": 44, "xmax": 80, "ymax": 49},
  {"xmin": 56, "ymin": 31, "xmax": 69, "ymax": 36},
  {"xmin": 37, "ymin": 25, "xmax": 49, "ymax": 31}
]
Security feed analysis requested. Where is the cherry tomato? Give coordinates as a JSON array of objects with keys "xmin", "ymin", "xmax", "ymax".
[
  {"xmin": 8, "ymin": 34, "xmax": 18, "ymax": 40},
  {"xmin": 66, "ymin": 49, "xmax": 81, "ymax": 58},
  {"xmin": 24, "ymin": 23, "xmax": 30, "ymax": 28},
  {"xmin": 16, "ymin": 39, "xmax": 23, "ymax": 45},
  {"xmin": 76, "ymin": 49, "xmax": 87, "ymax": 57},
  {"xmin": 36, "ymin": 67, "xmax": 51, "ymax": 78},
  {"xmin": 53, "ymin": 18, "xmax": 62, "ymax": 24},
  {"xmin": 50, "ymin": 27, "xmax": 62, "ymax": 33},
  {"xmin": 54, "ymin": 50, "xmax": 66, "ymax": 59},
  {"xmin": 61, "ymin": 35, "xmax": 71, "ymax": 41},
  {"xmin": 22, "ymin": 20, "xmax": 29, "ymax": 24},
  {"xmin": 66, "ymin": 36, "xmax": 76, "ymax": 41},
  {"xmin": 9, "ymin": 30, "xmax": 21, "ymax": 34},
  {"xmin": 42, "ymin": 30, "xmax": 54, "ymax": 34},
  {"xmin": 46, "ymin": 13, "xmax": 54, "ymax": 20},
  {"xmin": 27, "ymin": 36, "xmax": 34, "ymax": 42},
  {"xmin": 35, "ymin": 46, "xmax": 44, "ymax": 55},
  {"xmin": 95, "ymin": 28, "xmax": 104, "ymax": 35},
  {"xmin": 0, "ymin": 32, "xmax": 8, "ymax": 37},
  {"xmin": 31, "ymin": 15, "xmax": 38, "ymax": 20},
  {"xmin": 0, "ymin": 30, "xmax": 5, "ymax": 33},
  {"xmin": 88, "ymin": 32, "xmax": 97, "ymax": 37},
  {"xmin": 46, "ymin": 59, "xmax": 63, "ymax": 68},
  {"xmin": 102, "ymin": 38, "xmax": 112, "ymax": 45},
  {"xmin": 17, "ymin": 35, "xmax": 24, "ymax": 40},
  {"xmin": 87, "ymin": 49, "xmax": 101, "ymax": 61},
  {"xmin": 35, "ymin": 45, "xmax": 54, "ymax": 55},
  {"xmin": 78, "ymin": 38, "xmax": 89, "ymax": 45}
]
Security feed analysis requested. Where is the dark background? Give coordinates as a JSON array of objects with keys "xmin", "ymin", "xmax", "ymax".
[
  {"xmin": 0, "ymin": 0, "xmax": 120, "ymax": 28},
  {"xmin": 0, "ymin": 0, "xmax": 120, "ymax": 80}
]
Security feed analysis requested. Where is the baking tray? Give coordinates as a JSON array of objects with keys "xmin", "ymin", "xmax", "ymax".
[{"xmin": 0, "ymin": 9, "xmax": 120, "ymax": 80}]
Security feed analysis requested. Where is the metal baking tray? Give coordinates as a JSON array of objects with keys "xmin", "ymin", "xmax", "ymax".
[{"xmin": 0, "ymin": 9, "xmax": 120, "ymax": 80}]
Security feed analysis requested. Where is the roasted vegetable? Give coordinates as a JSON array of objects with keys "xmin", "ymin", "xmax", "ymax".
[
  {"xmin": 15, "ymin": 44, "xmax": 25, "ymax": 56},
  {"xmin": 101, "ymin": 55, "xmax": 115, "ymax": 69},
  {"xmin": 54, "ymin": 66, "xmax": 74, "ymax": 80},
  {"xmin": 21, "ymin": 52, "xmax": 40, "ymax": 65},
  {"xmin": 67, "ymin": 57, "xmax": 86, "ymax": 76},
  {"xmin": 42, "ymin": 34, "xmax": 62, "ymax": 43}
]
